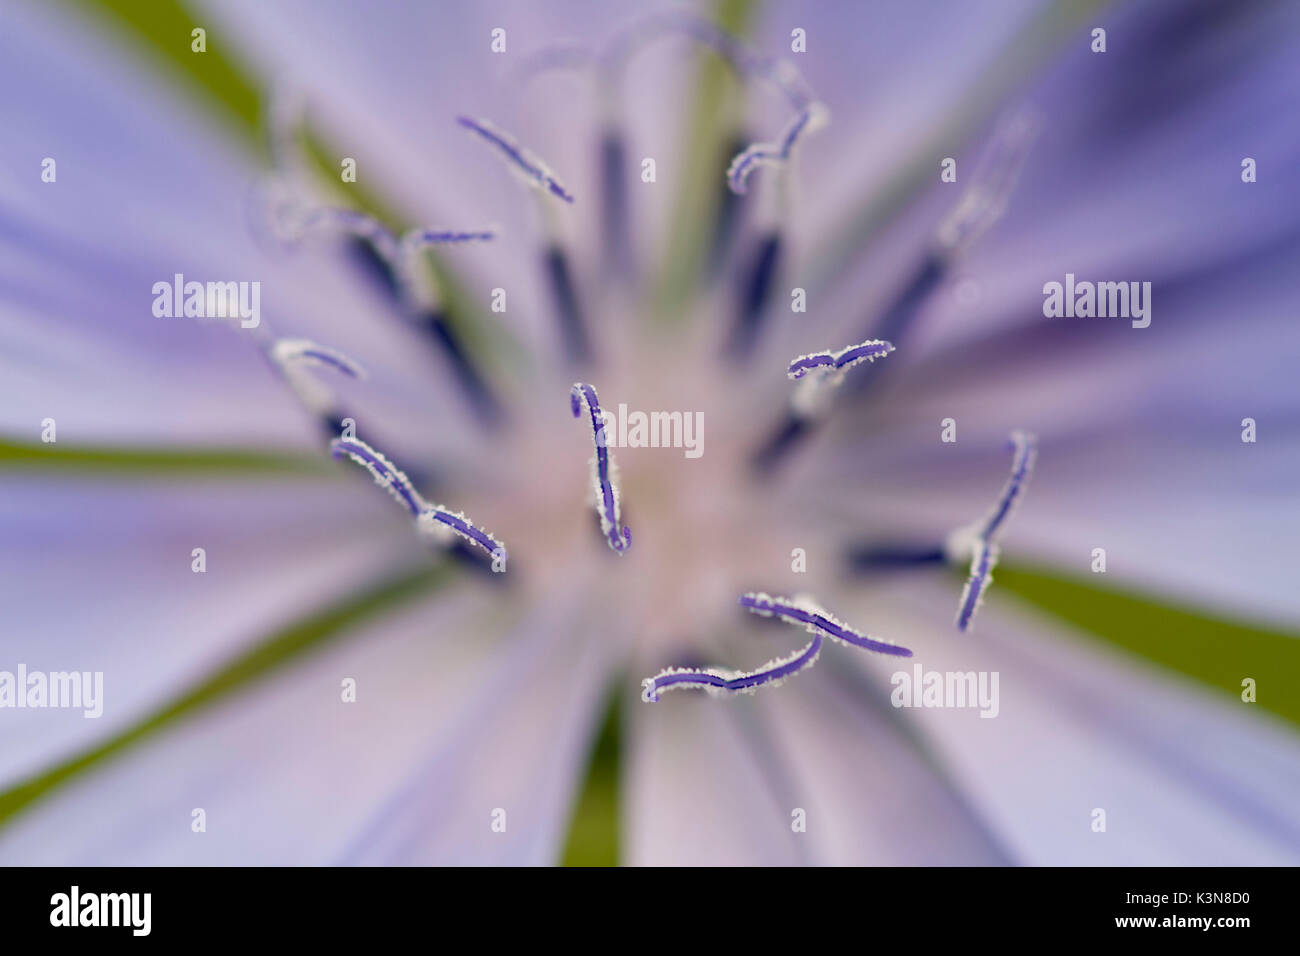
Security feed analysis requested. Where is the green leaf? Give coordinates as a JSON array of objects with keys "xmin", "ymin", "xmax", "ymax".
[
  {"xmin": 0, "ymin": 562, "xmax": 454, "ymax": 828},
  {"xmin": 997, "ymin": 564, "xmax": 1300, "ymax": 729},
  {"xmin": 560, "ymin": 686, "xmax": 622, "ymax": 866},
  {"xmin": 0, "ymin": 438, "xmax": 329, "ymax": 476},
  {"xmin": 64, "ymin": 0, "xmax": 263, "ymax": 139}
]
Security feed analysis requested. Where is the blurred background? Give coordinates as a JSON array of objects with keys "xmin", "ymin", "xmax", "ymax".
[{"xmin": 0, "ymin": 0, "xmax": 1298, "ymax": 865}]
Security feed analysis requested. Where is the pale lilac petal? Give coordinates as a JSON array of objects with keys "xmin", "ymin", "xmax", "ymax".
[
  {"xmin": 626, "ymin": 688, "xmax": 802, "ymax": 866},
  {"xmin": 0, "ymin": 0, "xmax": 481, "ymax": 456},
  {"xmin": 338, "ymin": 592, "xmax": 621, "ymax": 864},
  {"xmin": 0, "ymin": 475, "xmax": 420, "ymax": 790},
  {"xmin": 0, "ymin": 586, "xmax": 513, "ymax": 864},
  {"xmin": 837, "ymin": 576, "xmax": 1300, "ymax": 865}
]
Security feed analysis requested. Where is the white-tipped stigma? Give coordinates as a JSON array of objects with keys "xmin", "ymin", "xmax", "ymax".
[
  {"xmin": 642, "ymin": 591, "xmax": 908, "ymax": 702},
  {"xmin": 416, "ymin": 507, "xmax": 509, "ymax": 565},
  {"xmin": 457, "ymin": 115, "xmax": 575, "ymax": 204},
  {"xmin": 787, "ymin": 338, "xmax": 894, "ymax": 381},
  {"xmin": 331, "ymin": 436, "xmax": 508, "ymax": 564},
  {"xmin": 948, "ymin": 430, "xmax": 1037, "ymax": 632},
  {"xmin": 786, "ymin": 339, "xmax": 894, "ymax": 420},
  {"xmin": 642, "ymin": 637, "xmax": 823, "ymax": 702},
  {"xmin": 331, "ymin": 436, "xmax": 428, "ymax": 517},
  {"xmin": 570, "ymin": 384, "xmax": 632, "ymax": 554},
  {"xmin": 727, "ymin": 102, "xmax": 829, "ymax": 195},
  {"xmin": 955, "ymin": 540, "xmax": 1000, "ymax": 632},
  {"xmin": 741, "ymin": 591, "xmax": 911, "ymax": 656},
  {"xmin": 271, "ymin": 205, "xmax": 494, "ymax": 311},
  {"xmin": 268, "ymin": 337, "xmax": 367, "ymax": 416}
]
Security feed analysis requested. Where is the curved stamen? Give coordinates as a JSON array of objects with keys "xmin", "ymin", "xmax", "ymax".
[
  {"xmin": 642, "ymin": 593, "xmax": 909, "ymax": 702},
  {"xmin": 724, "ymin": 105, "xmax": 826, "ymax": 356},
  {"xmin": 787, "ymin": 338, "xmax": 894, "ymax": 381},
  {"xmin": 956, "ymin": 540, "xmax": 999, "ymax": 633},
  {"xmin": 266, "ymin": 337, "xmax": 366, "ymax": 429},
  {"xmin": 273, "ymin": 205, "xmax": 498, "ymax": 377},
  {"xmin": 270, "ymin": 337, "xmax": 367, "ymax": 381},
  {"xmin": 707, "ymin": 130, "xmax": 753, "ymax": 274},
  {"xmin": 643, "ymin": 634, "xmax": 822, "ymax": 702},
  {"xmin": 456, "ymin": 116, "xmax": 590, "ymax": 360},
  {"xmin": 754, "ymin": 116, "xmax": 1037, "ymax": 473},
  {"xmin": 727, "ymin": 102, "xmax": 828, "ymax": 195},
  {"xmin": 330, "ymin": 436, "xmax": 426, "ymax": 517},
  {"xmin": 402, "ymin": 228, "xmax": 498, "ymax": 251},
  {"xmin": 287, "ymin": 206, "xmax": 495, "ymax": 301},
  {"xmin": 951, "ymin": 430, "xmax": 1037, "ymax": 632},
  {"xmin": 330, "ymin": 436, "xmax": 508, "ymax": 565},
  {"xmin": 253, "ymin": 91, "xmax": 504, "ymax": 427},
  {"xmin": 519, "ymin": 14, "xmax": 815, "ymax": 275},
  {"xmin": 456, "ymin": 115, "xmax": 575, "ymax": 204},
  {"xmin": 416, "ymin": 509, "xmax": 507, "ymax": 565},
  {"xmin": 977, "ymin": 429, "xmax": 1038, "ymax": 542},
  {"xmin": 274, "ymin": 206, "xmax": 504, "ymax": 418},
  {"xmin": 750, "ymin": 341, "xmax": 894, "ymax": 470},
  {"xmin": 569, "ymin": 383, "xmax": 631, "ymax": 554},
  {"xmin": 740, "ymin": 592, "xmax": 911, "ymax": 656}
]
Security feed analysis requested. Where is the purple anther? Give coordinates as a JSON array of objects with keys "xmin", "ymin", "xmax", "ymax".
[
  {"xmin": 570, "ymin": 383, "xmax": 631, "ymax": 554},
  {"xmin": 642, "ymin": 593, "xmax": 909, "ymax": 703},
  {"xmin": 457, "ymin": 115, "xmax": 575, "ymax": 204},
  {"xmin": 787, "ymin": 338, "xmax": 894, "ymax": 380}
]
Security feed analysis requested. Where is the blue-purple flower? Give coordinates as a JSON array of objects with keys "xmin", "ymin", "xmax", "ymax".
[{"xmin": 1, "ymin": 0, "xmax": 1299, "ymax": 866}]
